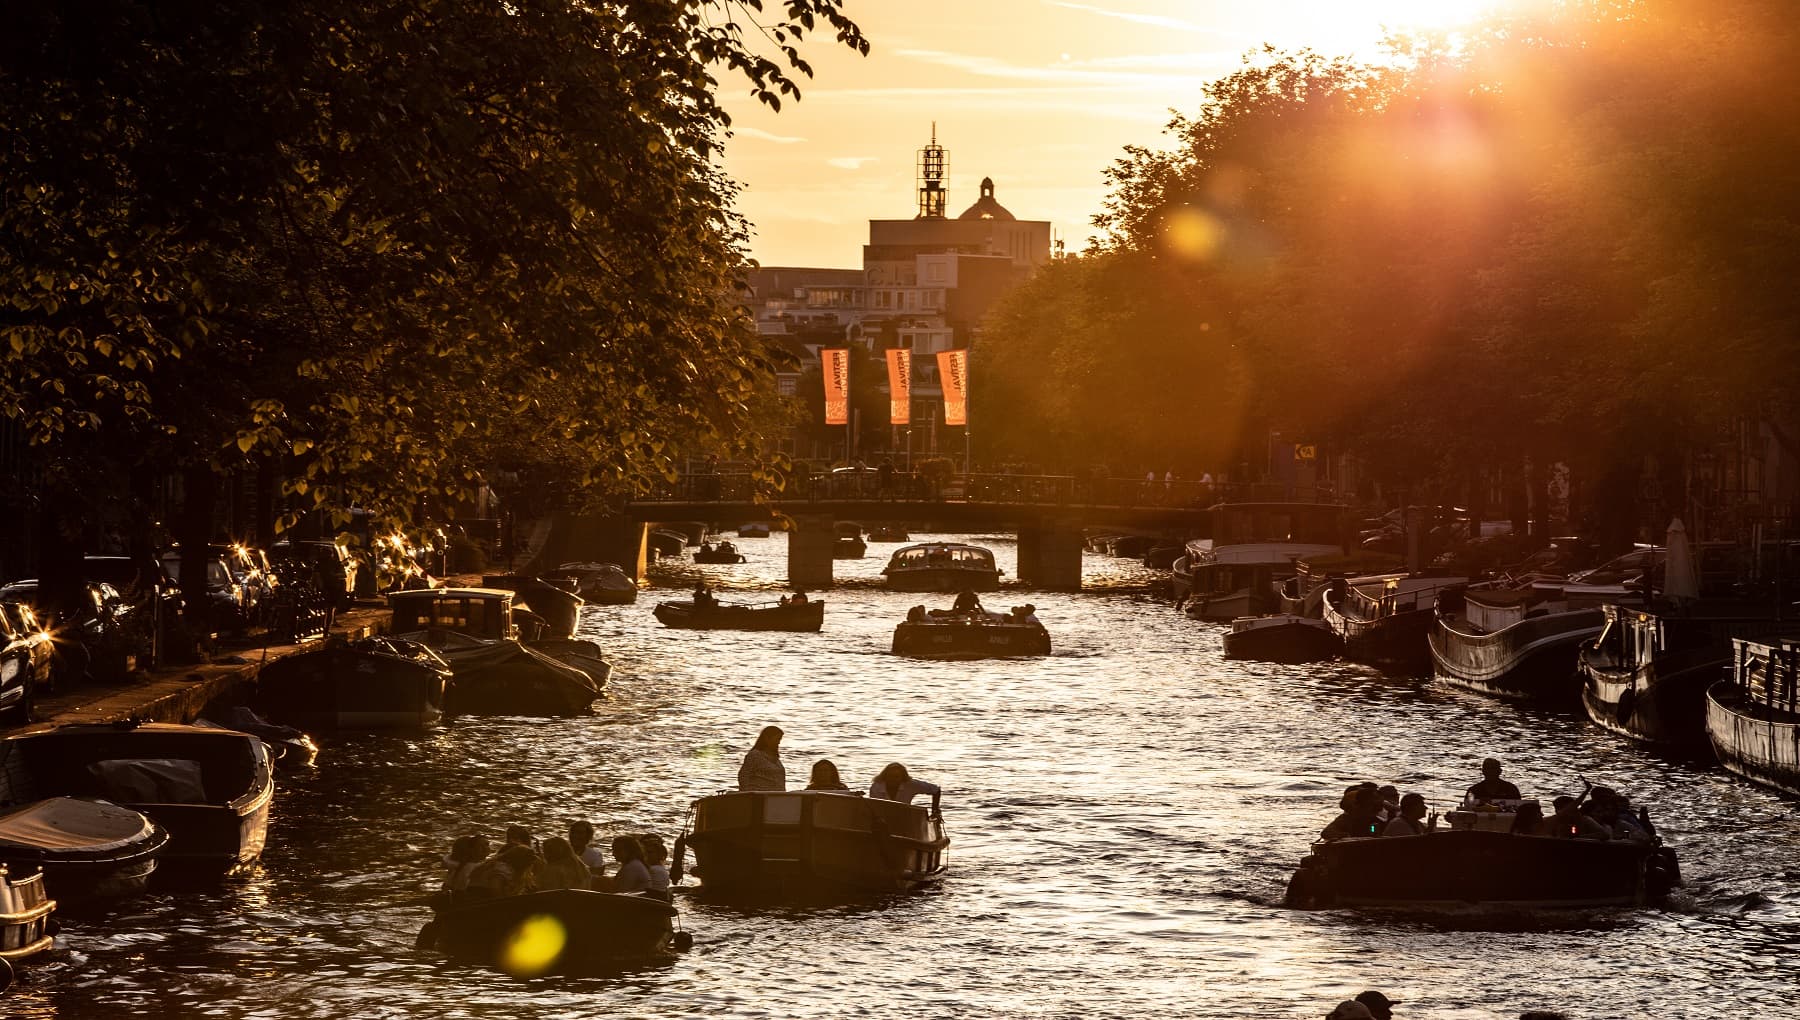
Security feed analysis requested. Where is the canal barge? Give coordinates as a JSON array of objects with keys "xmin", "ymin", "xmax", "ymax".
[
  {"xmin": 1176, "ymin": 502, "xmax": 1351, "ymax": 620},
  {"xmin": 0, "ymin": 797, "xmax": 168, "ymax": 903},
  {"xmin": 678, "ymin": 790, "xmax": 948, "ymax": 897},
  {"xmin": 1431, "ymin": 586, "xmax": 1603, "ymax": 704},
  {"xmin": 0, "ymin": 722, "xmax": 274, "ymax": 878},
  {"xmin": 892, "ymin": 603, "xmax": 1050, "ymax": 659},
  {"xmin": 420, "ymin": 888, "xmax": 680, "ymax": 973},
  {"xmin": 1322, "ymin": 575, "xmax": 1466, "ymax": 673},
  {"xmin": 1582, "ymin": 603, "xmax": 1791, "ymax": 747},
  {"xmin": 256, "ymin": 636, "xmax": 452, "ymax": 730},
  {"xmin": 1706, "ymin": 636, "xmax": 1800, "ymax": 796},
  {"xmin": 654, "ymin": 598, "xmax": 825, "ymax": 632},
  {"xmin": 881, "ymin": 543, "xmax": 1001, "ymax": 592}
]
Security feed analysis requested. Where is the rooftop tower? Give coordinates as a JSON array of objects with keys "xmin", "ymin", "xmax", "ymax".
[{"xmin": 916, "ymin": 123, "xmax": 948, "ymax": 220}]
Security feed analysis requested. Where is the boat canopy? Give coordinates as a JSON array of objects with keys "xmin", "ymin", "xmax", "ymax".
[
  {"xmin": 886, "ymin": 543, "xmax": 995, "ymax": 570},
  {"xmin": 388, "ymin": 588, "xmax": 515, "ymax": 639}
]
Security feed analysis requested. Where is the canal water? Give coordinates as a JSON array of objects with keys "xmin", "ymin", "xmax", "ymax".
[{"xmin": 10, "ymin": 533, "xmax": 1800, "ymax": 1018}]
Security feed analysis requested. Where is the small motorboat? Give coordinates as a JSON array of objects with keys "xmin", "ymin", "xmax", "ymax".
[
  {"xmin": 882, "ymin": 543, "xmax": 1002, "ymax": 592},
  {"xmin": 891, "ymin": 600, "xmax": 1050, "ymax": 659},
  {"xmin": 0, "ymin": 722, "xmax": 274, "ymax": 879},
  {"xmin": 736, "ymin": 522, "xmax": 773, "ymax": 539},
  {"xmin": 867, "ymin": 525, "xmax": 910, "ymax": 543},
  {"xmin": 197, "ymin": 706, "xmax": 320, "ymax": 771},
  {"xmin": 677, "ymin": 790, "xmax": 948, "ymax": 897},
  {"xmin": 388, "ymin": 589, "xmax": 604, "ymax": 715},
  {"xmin": 419, "ymin": 888, "xmax": 680, "ymax": 974},
  {"xmin": 1221, "ymin": 614, "xmax": 1342, "ymax": 663},
  {"xmin": 1285, "ymin": 804, "xmax": 1680, "ymax": 910},
  {"xmin": 833, "ymin": 522, "xmax": 867, "ymax": 560},
  {"xmin": 0, "ymin": 866, "xmax": 54, "ymax": 990},
  {"xmin": 544, "ymin": 562, "xmax": 638, "ymax": 605},
  {"xmin": 256, "ymin": 636, "xmax": 452, "ymax": 729},
  {"xmin": 0, "ymin": 797, "xmax": 169, "ymax": 904},
  {"xmin": 1108, "ymin": 535, "xmax": 1156, "ymax": 559},
  {"xmin": 693, "ymin": 541, "xmax": 748, "ymax": 564},
  {"xmin": 654, "ymin": 598, "xmax": 824, "ymax": 632}
]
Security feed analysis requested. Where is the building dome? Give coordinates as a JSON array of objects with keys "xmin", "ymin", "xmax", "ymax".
[{"xmin": 957, "ymin": 177, "xmax": 1015, "ymax": 221}]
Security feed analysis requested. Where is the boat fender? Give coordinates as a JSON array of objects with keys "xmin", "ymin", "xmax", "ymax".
[
  {"xmin": 1616, "ymin": 687, "xmax": 1636, "ymax": 724},
  {"xmin": 671, "ymin": 931, "xmax": 695, "ymax": 952},
  {"xmin": 670, "ymin": 836, "xmax": 688, "ymax": 885},
  {"xmin": 0, "ymin": 955, "xmax": 13, "ymax": 994},
  {"xmin": 414, "ymin": 920, "xmax": 440, "ymax": 950}
]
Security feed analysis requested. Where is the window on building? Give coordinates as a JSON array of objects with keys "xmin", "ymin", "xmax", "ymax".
[
  {"xmin": 777, "ymin": 376, "xmax": 797, "ymax": 397},
  {"xmin": 926, "ymin": 263, "xmax": 946, "ymax": 283}
]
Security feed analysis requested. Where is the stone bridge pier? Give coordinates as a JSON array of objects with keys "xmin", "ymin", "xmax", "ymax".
[
  {"xmin": 1015, "ymin": 516, "xmax": 1084, "ymax": 591},
  {"xmin": 787, "ymin": 513, "xmax": 837, "ymax": 589}
]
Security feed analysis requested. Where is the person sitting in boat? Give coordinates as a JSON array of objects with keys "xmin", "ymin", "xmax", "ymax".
[
  {"xmin": 639, "ymin": 834, "xmax": 673, "ymax": 900},
  {"xmin": 440, "ymin": 834, "xmax": 490, "ymax": 896},
  {"xmin": 737, "ymin": 725, "xmax": 786, "ymax": 791},
  {"xmin": 1321, "ymin": 783, "xmax": 1383, "ymax": 841},
  {"xmin": 467, "ymin": 842, "xmax": 540, "ymax": 898},
  {"xmin": 1509, "ymin": 800, "xmax": 1548, "ymax": 836},
  {"xmin": 504, "ymin": 824, "xmax": 534, "ymax": 849},
  {"xmin": 536, "ymin": 836, "xmax": 591, "ymax": 891},
  {"xmin": 787, "ymin": 588, "xmax": 809, "ymax": 606},
  {"xmin": 1550, "ymin": 796, "xmax": 1610, "ymax": 840},
  {"xmin": 693, "ymin": 582, "xmax": 717, "ymax": 611},
  {"xmin": 806, "ymin": 758, "xmax": 851, "ymax": 791},
  {"xmin": 1324, "ymin": 1000, "xmax": 1374, "ymax": 1020},
  {"xmin": 953, "ymin": 589, "xmax": 984, "ymax": 614},
  {"xmin": 907, "ymin": 604, "xmax": 927, "ymax": 623},
  {"xmin": 1375, "ymin": 785, "xmax": 1401, "ymax": 826},
  {"xmin": 1354, "ymin": 990, "xmax": 1399, "ymax": 1020},
  {"xmin": 868, "ymin": 762, "xmax": 941, "ymax": 816},
  {"xmin": 1464, "ymin": 757, "xmax": 1523, "ymax": 807},
  {"xmin": 1381, "ymin": 793, "xmax": 1431, "ymax": 837},
  {"xmin": 1586, "ymin": 788, "xmax": 1653, "ymax": 843},
  {"xmin": 569, "ymin": 820, "xmax": 608, "ymax": 881},
  {"xmin": 700, "ymin": 541, "xmax": 716, "ymax": 554},
  {"xmin": 601, "ymin": 835, "xmax": 653, "ymax": 894}
]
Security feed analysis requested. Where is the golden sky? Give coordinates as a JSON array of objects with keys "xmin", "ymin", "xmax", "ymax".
[{"xmin": 720, "ymin": 0, "xmax": 1495, "ymax": 267}]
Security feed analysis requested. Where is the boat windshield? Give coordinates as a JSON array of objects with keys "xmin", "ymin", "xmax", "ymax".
[{"xmin": 393, "ymin": 595, "xmax": 508, "ymax": 638}]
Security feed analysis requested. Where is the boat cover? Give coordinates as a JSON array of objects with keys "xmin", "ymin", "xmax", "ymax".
[
  {"xmin": 87, "ymin": 759, "xmax": 209, "ymax": 804},
  {"xmin": 0, "ymin": 798, "xmax": 157, "ymax": 853}
]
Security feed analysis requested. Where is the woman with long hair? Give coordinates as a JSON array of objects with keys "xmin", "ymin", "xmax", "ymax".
[{"xmin": 738, "ymin": 725, "xmax": 786, "ymax": 791}]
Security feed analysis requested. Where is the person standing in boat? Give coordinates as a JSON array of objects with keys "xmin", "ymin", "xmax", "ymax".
[
  {"xmin": 694, "ymin": 582, "xmax": 718, "ymax": 611},
  {"xmin": 738, "ymin": 725, "xmax": 786, "ymax": 791},
  {"xmin": 806, "ymin": 759, "xmax": 850, "ymax": 791},
  {"xmin": 869, "ymin": 763, "xmax": 941, "ymax": 816},
  {"xmin": 1465, "ymin": 757, "xmax": 1523, "ymax": 806}
]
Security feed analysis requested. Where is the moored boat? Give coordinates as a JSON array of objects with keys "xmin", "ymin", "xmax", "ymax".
[
  {"xmin": 1431, "ymin": 586, "xmax": 1603, "ymax": 704},
  {"xmin": 867, "ymin": 524, "xmax": 910, "ymax": 543},
  {"xmin": 0, "ymin": 722, "xmax": 274, "ymax": 878},
  {"xmin": 420, "ymin": 888, "xmax": 679, "ymax": 973},
  {"xmin": 881, "ymin": 542, "xmax": 1001, "ymax": 592},
  {"xmin": 892, "ymin": 600, "xmax": 1049, "ymax": 659},
  {"xmin": 1143, "ymin": 544, "xmax": 1183, "ymax": 571},
  {"xmin": 736, "ymin": 521, "xmax": 773, "ymax": 539},
  {"xmin": 0, "ymin": 866, "xmax": 54, "ymax": 989},
  {"xmin": 482, "ymin": 575, "xmax": 584, "ymax": 638},
  {"xmin": 255, "ymin": 636, "xmax": 452, "ymax": 729},
  {"xmin": 1323, "ymin": 574, "xmax": 1467, "ymax": 673},
  {"xmin": 0, "ymin": 797, "xmax": 168, "ymax": 903},
  {"xmin": 544, "ymin": 562, "xmax": 638, "ymax": 604},
  {"xmin": 833, "ymin": 522, "xmax": 867, "ymax": 559},
  {"xmin": 1582, "ymin": 603, "xmax": 1791, "ymax": 747},
  {"xmin": 1222, "ymin": 614, "xmax": 1341, "ymax": 663},
  {"xmin": 1179, "ymin": 502, "xmax": 1352, "ymax": 620},
  {"xmin": 1706, "ymin": 637, "xmax": 1800, "ymax": 796},
  {"xmin": 653, "ymin": 598, "xmax": 824, "ymax": 632},
  {"xmin": 677, "ymin": 790, "xmax": 948, "ymax": 897},
  {"xmin": 388, "ymin": 588, "xmax": 603, "ymax": 716},
  {"xmin": 693, "ymin": 540, "xmax": 748, "ymax": 564},
  {"xmin": 648, "ymin": 529, "xmax": 687, "ymax": 560}
]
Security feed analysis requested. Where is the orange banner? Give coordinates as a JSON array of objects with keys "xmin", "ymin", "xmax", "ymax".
[
  {"xmin": 821, "ymin": 348, "xmax": 849, "ymax": 425},
  {"xmin": 885, "ymin": 349, "xmax": 912, "ymax": 425},
  {"xmin": 938, "ymin": 349, "xmax": 968, "ymax": 426}
]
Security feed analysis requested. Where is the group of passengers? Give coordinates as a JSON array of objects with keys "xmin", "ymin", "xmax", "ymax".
[
  {"xmin": 1321, "ymin": 757, "xmax": 1657, "ymax": 844},
  {"xmin": 439, "ymin": 820, "xmax": 672, "ymax": 903},
  {"xmin": 736, "ymin": 725, "xmax": 942, "ymax": 817}
]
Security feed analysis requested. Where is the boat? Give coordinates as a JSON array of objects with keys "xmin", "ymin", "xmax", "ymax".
[
  {"xmin": 833, "ymin": 522, "xmax": 867, "ymax": 559},
  {"xmin": 736, "ymin": 521, "xmax": 773, "ymax": 539},
  {"xmin": 0, "ymin": 866, "xmax": 54, "ymax": 989},
  {"xmin": 1708, "ymin": 637, "xmax": 1800, "ymax": 796},
  {"xmin": 1322, "ymin": 574, "xmax": 1467, "ymax": 673},
  {"xmin": 1285, "ymin": 812, "xmax": 1678, "ymax": 910},
  {"xmin": 387, "ymin": 588, "xmax": 602, "ymax": 716},
  {"xmin": 677, "ymin": 790, "xmax": 948, "ymax": 896},
  {"xmin": 693, "ymin": 540, "xmax": 748, "ymax": 564},
  {"xmin": 653, "ymin": 598, "xmax": 824, "ymax": 632},
  {"xmin": 255, "ymin": 635, "xmax": 452, "ymax": 729},
  {"xmin": 1222, "ymin": 614, "xmax": 1341, "ymax": 663},
  {"xmin": 1177, "ymin": 502, "xmax": 1352, "ymax": 619},
  {"xmin": 867, "ymin": 524, "xmax": 910, "ymax": 543},
  {"xmin": 197, "ymin": 706, "xmax": 320, "ymax": 771},
  {"xmin": 1143, "ymin": 544, "xmax": 1184, "ymax": 570},
  {"xmin": 1430, "ymin": 585, "xmax": 1604, "ymax": 704},
  {"xmin": 420, "ymin": 889, "xmax": 679, "ymax": 973},
  {"xmin": 482, "ymin": 574, "xmax": 584, "ymax": 638},
  {"xmin": 0, "ymin": 797, "xmax": 168, "ymax": 904},
  {"xmin": 544, "ymin": 562, "xmax": 638, "ymax": 605},
  {"xmin": 1108, "ymin": 535, "xmax": 1156, "ymax": 559},
  {"xmin": 648, "ymin": 529, "xmax": 687, "ymax": 560},
  {"xmin": 0, "ymin": 722, "xmax": 274, "ymax": 878},
  {"xmin": 881, "ymin": 543, "xmax": 1002, "ymax": 592},
  {"xmin": 892, "ymin": 600, "xmax": 1050, "ymax": 659}
]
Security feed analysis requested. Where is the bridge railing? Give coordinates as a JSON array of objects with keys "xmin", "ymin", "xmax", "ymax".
[{"xmin": 634, "ymin": 472, "xmax": 1324, "ymax": 510}]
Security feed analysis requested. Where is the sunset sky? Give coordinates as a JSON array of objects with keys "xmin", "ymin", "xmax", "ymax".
[{"xmin": 720, "ymin": 0, "xmax": 1498, "ymax": 267}]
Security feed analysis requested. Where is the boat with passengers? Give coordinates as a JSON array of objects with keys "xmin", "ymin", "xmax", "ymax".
[
  {"xmin": 676, "ymin": 789, "xmax": 948, "ymax": 897},
  {"xmin": 892, "ymin": 594, "xmax": 1049, "ymax": 659},
  {"xmin": 882, "ymin": 542, "xmax": 1002, "ymax": 592},
  {"xmin": 1173, "ymin": 501, "xmax": 1351, "ymax": 620}
]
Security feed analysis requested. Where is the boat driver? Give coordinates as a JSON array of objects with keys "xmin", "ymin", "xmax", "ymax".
[
  {"xmin": 952, "ymin": 589, "xmax": 984, "ymax": 614},
  {"xmin": 1465, "ymin": 757, "xmax": 1522, "ymax": 807}
]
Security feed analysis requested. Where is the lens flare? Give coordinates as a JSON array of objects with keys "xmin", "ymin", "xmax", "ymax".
[
  {"xmin": 1163, "ymin": 206, "xmax": 1225, "ymax": 262},
  {"xmin": 500, "ymin": 914, "xmax": 566, "ymax": 977}
]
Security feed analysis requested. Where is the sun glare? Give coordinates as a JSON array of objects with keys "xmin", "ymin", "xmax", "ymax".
[{"xmin": 1369, "ymin": 0, "xmax": 1496, "ymax": 31}]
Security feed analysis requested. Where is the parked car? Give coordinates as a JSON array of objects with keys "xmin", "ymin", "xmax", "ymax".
[
  {"xmin": 270, "ymin": 540, "xmax": 358, "ymax": 609},
  {"xmin": 0, "ymin": 600, "xmax": 53, "ymax": 720},
  {"xmin": 162, "ymin": 546, "xmax": 250, "ymax": 633},
  {"xmin": 0, "ymin": 579, "xmax": 149, "ymax": 683}
]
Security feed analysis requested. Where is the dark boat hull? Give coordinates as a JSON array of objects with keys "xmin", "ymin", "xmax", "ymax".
[
  {"xmin": 1222, "ymin": 617, "xmax": 1341, "ymax": 663},
  {"xmin": 426, "ymin": 889, "xmax": 676, "ymax": 972},
  {"xmin": 1325, "ymin": 595, "xmax": 1436, "ymax": 673},
  {"xmin": 1286, "ymin": 830, "xmax": 1671, "ymax": 910},
  {"xmin": 1431, "ymin": 609, "xmax": 1600, "ymax": 704},
  {"xmin": 1707, "ymin": 680, "xmax": 1800, "ymax": 797},
  {"xmin": 892, "ymin": 620, "xmax": 1050, "ymax": 659},
  {"xmin": 256, "ymin": 641, "xmax": 450, "ymax": 729},
  {"xmin": 434, "ymin": 641, "xmax": 600, "ymax": 716},
  {"xmin": 1582, "ymin": 652, "xmax": 1722, "ymax": 748},
  {"xmin": 653, "ymin": 601, "xmax": 824, "ymax": 632},
  {"xmin": 684, "ymin": 791, "xmax": 948, "ymax": 898},
  {"xmin": 692, "ymin": 552, "xmax": 747, "ymax": 564},
  {"xmin": 833, "ymin": 539, "xmax": 867, "ymax": 559}
]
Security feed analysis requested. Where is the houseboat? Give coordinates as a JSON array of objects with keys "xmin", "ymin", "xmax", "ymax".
[
  {"xmin": 882, "ymin": 543, "xmax": 1002, "ymax": 593},
  {"xmin": 1322, "ymin": 574, "xmax": 1467, "ymax": 673},
  {"xmin": 678, "ymin": 790, "xmax": 948, "ymax": 897},
  {"xmin": 1431, "ymin": 585, "xmax": 1603, "ymax": 704},
  {"xmin": 1175, "ymin": 502, "xmax": 1351, "ymax": 620},
  {"xmin": 1706, "ymin": 636, "xmax": 1800, "ymax": 796}
]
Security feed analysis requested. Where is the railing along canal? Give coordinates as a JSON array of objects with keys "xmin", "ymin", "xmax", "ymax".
[{"xmin": 635, "ymin": 472, "xmax": 1336, "ymax": 510}]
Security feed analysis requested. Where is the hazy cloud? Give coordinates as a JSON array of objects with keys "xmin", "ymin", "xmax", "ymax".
[
  {"xmin": 827, "ymin": 156, "xmax": 879, "ymax": 170},
  {"xmin": 1046, "ymin": 2, "xmax": 1210, "ymax": 33},
  {"xmin": 897, "ymin": 47, "xmax": 1210, "ymax": 88},
  {"xmin": 734, "ymin": 126, "xmax": 807, "ymax": 144}
]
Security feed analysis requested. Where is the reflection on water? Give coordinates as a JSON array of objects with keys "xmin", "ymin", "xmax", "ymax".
[{"xmin": 12, "ymin": 534, "xmax": 1800, "ymax": 1017}]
